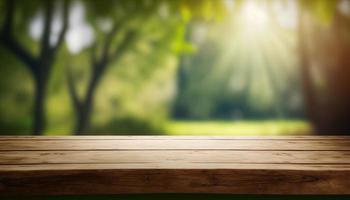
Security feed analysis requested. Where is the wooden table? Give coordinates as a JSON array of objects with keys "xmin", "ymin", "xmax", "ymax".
[{"xmin": 1, "ymin": 136, "xmax": 350, "ymax": 195}]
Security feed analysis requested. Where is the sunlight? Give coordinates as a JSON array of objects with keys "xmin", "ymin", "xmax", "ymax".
[
  {"xmin": 211, "ymin": 0, "xmax": 300, "ymax": 119},
  {"xmin": 239, "ymin": 1, "xmax": 269, "ymax": 34}
]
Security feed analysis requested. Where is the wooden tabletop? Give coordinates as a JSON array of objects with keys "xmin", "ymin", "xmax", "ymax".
[{"xmin": 1, "ymin": 136, "xmax": 350, "ymax": 195}]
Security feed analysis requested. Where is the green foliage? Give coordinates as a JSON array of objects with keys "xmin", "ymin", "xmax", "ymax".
[
  {"xmin": 11, "ymin": 0, "xmax": 41, "ymax": 32},
  {"xmin": 0, "ymin": 49, "xmax": 33, "ymax": 134},
  {"xmin": 173, "ymin": 8, "xmax": 304, "ymax": 120},
  {"xmin": 1, "ymin": 0, "xmax": 344, "ymax": 135},
  {"xmin": 91, "ymin": 117, "xmax": 164, "ymax": 134},
  {"xmin": 300, "ymin": 0, "xmax": 338, "ymax": 25},
  {"xmin": 178, "ymin": 0, "xmax": 229, "ymax": 22}
]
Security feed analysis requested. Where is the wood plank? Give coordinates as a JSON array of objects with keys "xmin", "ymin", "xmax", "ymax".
[
  {"xmin": 2, "ymin": 163, "xmax": 350, "ymax": 171},
  {"xmin": 1, "ymin": 169, "xmax": 350, "ymax": 195},
  {"xmin": 2, "ymin": 139, "xmax": 350, "ymax": 150},
  {"xmin": 1, "ymin": 136, "xmax": 350, "ymax": 195},
  {"xmin": 1, "ymin": 150, "xmax": 350, "ymax": 165},
  {"xmin": 2, "ymin": 135, "xmax": 350, "ymax": 140}
]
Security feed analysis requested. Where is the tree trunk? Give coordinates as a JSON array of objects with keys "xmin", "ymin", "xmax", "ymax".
[
  {"xmin": 298, "ymin": 6, "xmax": 350, "ymax": 134},
  {"xmin": 1, "ymin": 0, "xmax": 69, "ymax": 135},
  {"xmin": 74, "ymin": 72, "xmax": 99, "ymax": 135},
  {"xmin": 32, "ymin": 60, "xmax": 52, "ymax": 135},
  {"xmin": 172, "ymin": 23, "xmax": 192, "ymax": 118},
  {"xmin": 317, "ymin": 10, "xmax": 350, "ymax": 134},
  {"xmin": 68, "ymin": 27, "xmax": 136, "ymax": 135},
  {"xmin": 297, "ymin": 9, "xmax": 320, "ymax": 132},
  {"xmin": 32, "ymin": 77, "xmax": 47, "ymax": 135},
  {"xmin": 75, "ymin": 97, "xmax": 93, "ymax": 135}
]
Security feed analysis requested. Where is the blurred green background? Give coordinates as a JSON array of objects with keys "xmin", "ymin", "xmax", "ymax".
[{"xmin": 1, "ymin": 0, "xmax": 350, "ymax": 136}]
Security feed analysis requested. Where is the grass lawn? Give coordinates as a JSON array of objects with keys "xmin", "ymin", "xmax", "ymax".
[
  {"xmin": 44, "ymin": 120, "xmax": 313, "ymax": 136},
  {"xmin": 165, "ymin": 120, "xmax": 313, "ymax": 136}
]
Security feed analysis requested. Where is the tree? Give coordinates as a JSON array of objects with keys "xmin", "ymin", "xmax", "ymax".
[
  {"xmin": 298, "ymin": 0, "xmax": 350, "ymax": 134},
  {"xmin": 67, "ymin": 19, "xmax": 138, "ymax": 134},
  {"xmin": 66, "ymin": 0, "xmax": 230, "ymax": 134},
  {"xmin": 67, "ymin": 0, "xmax": 161, "ymax": 134},
  {"xmin": 0, "ymin": 0, "xmax": 70, "ymax": 135}
]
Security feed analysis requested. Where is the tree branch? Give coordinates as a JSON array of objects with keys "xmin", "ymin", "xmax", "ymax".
[
  {"xmin": 66, "ymin": 67, "xmax": 81, "ymax": 111},
  {"xmin": 0, "ymin": 0, "xmax": 38, "ymax": 75},
  {"xmin": 1, "ymin": 35, "xmax": 38, "ymax": 73},
  {"xmin": 90, "ymin": 42, "xmax": 98, "ymax": 67},
  {"xmin": 99, "ymin": 13, "xmax": 135, "ymax": 62},
  {"xmin": 111, "ymin": 30, "xmax": 137, "ymax": 62},
  {"xmin": 40, "ymin": 0, "xmax": 54, "ymax": 58},
  {"xmin": 100, "ymin": 20, "xmax": 124, "ymax": 63},
  {"xmin": 90, "ymin": 19, "xmax": 127, "ymax": 82},
  {"xmin": 51, "ymin": 0, "xmax": 70, "ymax": 53},
  {"xmin": 84, "ymin": 17, "xmax": 137, "ymax": 104},
  {"xmin": 1, "ymin": 0, "xmax": 14, "ymax": 35}
]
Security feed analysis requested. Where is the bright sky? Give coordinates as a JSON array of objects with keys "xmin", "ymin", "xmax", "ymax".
[{"xmin": 29, "ymin": 0, "xmax": 94, "ymax": 54}]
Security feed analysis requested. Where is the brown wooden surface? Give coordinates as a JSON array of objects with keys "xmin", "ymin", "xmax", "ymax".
[{"xmin": 1, "ymin": 136, "xmax": 350, "ymax": 195}]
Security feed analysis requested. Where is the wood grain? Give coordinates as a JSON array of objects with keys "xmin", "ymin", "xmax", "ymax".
[
  {"xmin": 0, "ymin": 136, "xmax": 350, "ymax": 195},
  {"xmin": 1, "ymin": 135, "xmax": 350, "ymax": 140},
  {"xmin": 2, "ymin": 139, "xmax": 350, "ymax": 150},
  {"xmin": 3, "ymin": 163, "xmax": 350, "ymax": 171},
  {"xmin": 1, "ymin": 150, "xmax": 350, "ymax": 164}
]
